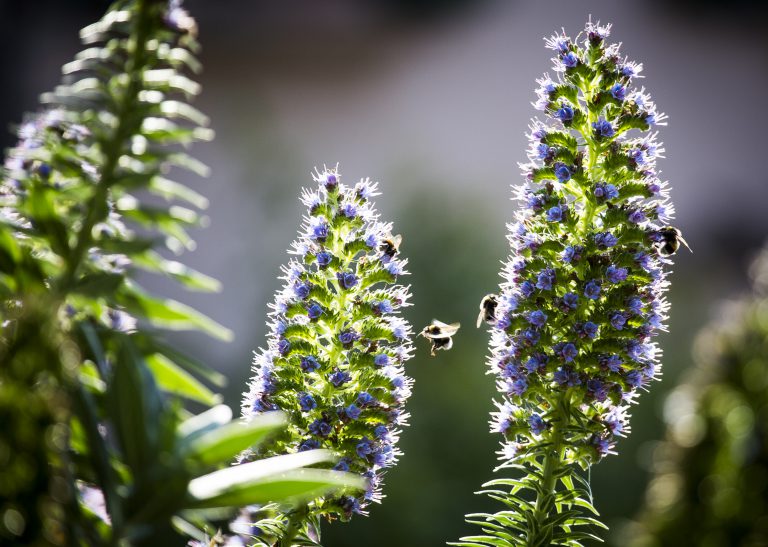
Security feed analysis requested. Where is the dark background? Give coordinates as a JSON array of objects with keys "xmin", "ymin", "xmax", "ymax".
[{"xmin": 1, "ymin": 1, "xmax": 766, "ymax": 545}]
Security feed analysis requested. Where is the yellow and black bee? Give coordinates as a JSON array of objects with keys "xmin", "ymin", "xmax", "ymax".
[
  {"xmin": 655, "ymin": 226, "xmax": 691, "ymax": 256},
  {"xmin": 420, "ymin": 320, "xmax": 461, "ymax": 357},
  {"xmin": 476, "ymin": 294, "xmax": 499, "ymax": 328},
  {"xmin": 379, "ymin": 234, "xmax": 402, "ymax": 259}
]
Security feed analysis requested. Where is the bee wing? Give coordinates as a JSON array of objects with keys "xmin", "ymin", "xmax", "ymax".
[
  {"xmin": 476, "ymin": 311, "xmax": 484, "ymax": 329},
  {"xmin": 433, "ymin": 320, "xmax": 461, "ymax": 335},
  {"xmin": 393, "ymin": 234, "xmax": 402, "ymax": 247},
  {"xmin": 678, "ymin": 234, "xmax": 692, "ymax": 253}
]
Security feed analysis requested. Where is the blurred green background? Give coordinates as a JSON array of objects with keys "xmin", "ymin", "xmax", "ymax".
[{"xmin": 1, "ymin": 0, "xmax": 767, "ymax": 545}]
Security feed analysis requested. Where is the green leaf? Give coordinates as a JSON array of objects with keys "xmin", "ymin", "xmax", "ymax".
[
  {"xmin": 133, "ymin": 251, "xmax": 221, "ymax": 292},
  {"xmin": 177, "ymin": 404, "xmax": 233, "ymax": 440},
  {"xmin": 73, "ymin": 272, "xmax": 124, "ymax": 297},
  {"xmin": 181, "ymin": 412, "xmax": 288, "ymax": 469},
  {"xmin": 187, "ymin": 465, "xmax": 365, "ymax": 509},
  {"xmin": 146, "ymin": 352, "xmax": 220, "ymax": 405},
  {"xmin": 148, "ymin": 176, "xmax": 209, "ymax": 209},
  {"xmin": 119, "ymin": 286, "xmax": 233, "ymax": 341}
]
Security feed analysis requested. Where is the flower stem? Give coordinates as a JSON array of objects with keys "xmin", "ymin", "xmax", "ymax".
[
  {"xmin": 279, "ymin": 506, "xmax": 308, "ymax": 547},
  {"xmin": 528, "ymin": 393, "xmax": 568, "ymax": 546}
]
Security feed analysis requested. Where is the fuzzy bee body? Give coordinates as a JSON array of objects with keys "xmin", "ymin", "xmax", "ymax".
[
  {"xmin": 477, "ymin": 294, "xmax": 499, "ymax": 328},
  {"xmin": 655, "ymin": 226, "xmax": 691, "ymax": 256},
  {"xmin": 379, "ymin": 234, "xmax": 402, "ymax": 259},
  {"xmin": 419, "ymin": 320, "xmax": 460, "ymax": 357}
]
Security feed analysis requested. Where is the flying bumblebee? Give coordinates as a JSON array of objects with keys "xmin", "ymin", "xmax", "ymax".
[
  {"xmin": 419, "ymin": 320, "xmax": 461, "ymax": 357},
  {"xmin": 379, "ymin": 234, "xmax": 402, "ymax": 259},
  {"xmin": 655, "ymin": 226, "xmax": 691, "ymax": 256},
  {"xmin": 476, "ymin": 294, "xmax": 499, "ymax": 328}
]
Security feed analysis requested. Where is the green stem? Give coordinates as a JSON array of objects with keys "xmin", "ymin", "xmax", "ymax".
[
  {"xmin": 527, "ymin": 392, "xmax": 568, "ymax": 546},
  {"xmin": 54, "ymin": 0, "xmax": 155, "ymax": 297},
  {"xmin": 279, "ymin": 506, "xmax": 308, "ymax": 547}
]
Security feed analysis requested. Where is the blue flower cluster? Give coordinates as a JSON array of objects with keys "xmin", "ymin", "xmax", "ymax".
[
  {"xmin": 490, "ymin": 20, "xmax": 674, "ymax": 464},
  {"xmin": 241, "ymin": 167, "xmax": 414, "ymax": 520}
]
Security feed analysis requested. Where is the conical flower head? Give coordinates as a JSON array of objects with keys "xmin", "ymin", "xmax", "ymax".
[
  {"xmin": 491, "ymin": 19, "xmax": 675, "ymax": 467},
  {"xmin": 242, "ymin": 167, "xmax": 414, "ymax": 520}
]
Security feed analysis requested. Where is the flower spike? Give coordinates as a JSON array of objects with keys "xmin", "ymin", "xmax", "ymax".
[
  {"xmin": 454, "ymin": 19, "xmax": 679, "ymax": 546},
  {"xmin": 240, "ymin": 167, "xmax": 415, "ymax": 542}
]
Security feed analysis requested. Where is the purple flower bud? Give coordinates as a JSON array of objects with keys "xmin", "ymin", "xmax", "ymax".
[
  {"xmin": 301, "ymin": 355, "xmax": 321, "ymax": 373},
  {"xmin": 561, "ymin": 51, "xmax": 579, "ymax": 68},
  {"xmin": 610, "ymin": 84, "xmax": 626, "ymax": 101},
  {"xmin": 555, "ymin": 104, "xmax": 574, "ymax": 122},
  {"xmin": 306, "ymin": 302, "xmax": 324, "ymax": 320}
]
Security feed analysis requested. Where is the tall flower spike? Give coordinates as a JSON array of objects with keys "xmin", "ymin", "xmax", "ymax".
[
  {"xmin": 455, "ymin": 20, "xmax": 677, "ymax": 546},
  {"xmin": 241, "ymin": 167, "xmax": 414, "ymax": 543}
]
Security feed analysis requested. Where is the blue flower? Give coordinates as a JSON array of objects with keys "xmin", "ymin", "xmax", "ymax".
[
  {"xmin": 606, "ymin": 265, "xmax": 628, "ymax": 284},
  {"xmin": 343, "ymin": 404, "xmax": 362, "ymax": 420},
  {"xmin": 562, "ymin": 246, "xmax": 583, "ymax": 263},
  {"xmin": 592, "ymin": 117, "xmax": 615, "ymax": 138},
  {"xmin": 561, "ymin": 292, "xmax": 579, "ymax": 312},
  {"xmin": 628, "ymin": 209, "xmax": 646, "ymax": 224},
  {"xmin": 529, "ymin": 414, "xmax": 546, "ymax": 435},
  {"xmin": 509, "ymin": 377, "xmax": 528, "ymax": 396},
  {"xmin": 594, "ymin": 232, "xmax": 618, "ymax": 249},
  {"xmin": 584, "ymin": 279, "xmax": 602, "ymax": 300},
  {"xmin": 329, "ymin": 368, "xmax": 352, "ymax": 388},
  {"xmin": 299, "ymin": 392, "xmax": 317, "ymax": 412},
  {"xmin": 521, "ymin": 280, "xmax": 536, "ymax": 298},
  {"xmin": 576, "ymin": 321, "xmax": 598, "ymax": 339},
  {"xmin": 316, "ymin": 251, "xmax": 333, "ymax": 267},
  {"xmin": 294, "ymin": 281, "xmax": 311, "ymax": 299},
  {"xmin": 301, "ymin": 355, "xmax": 321, "ymax": 373},
  {"xmin": 536, "ymin": 268, "xmax": 556, "ymax": 290},
  {"xmin": 609, "ymin": 312, "xmax": 627, "ymax": 330},
  {"xmin": 338, "ymin": 329, "xmax": 360, "ymax": 346},
  {"xmin": 309, "ymin": 419, "xmax": 332, "ymax": 437},
  {"xmin": 610, "ymin": 84, "xmax": 626, "ymax": 101},
  {"xmin": 555, "ymin": 104, "xmax": 574, "ymax": 122},
  {"xmin": 337, "ymin": 271, "xmax": 358, "ymax": 290},
  {"xmin": 356, "ymin": 437, "xmax": 374, "ymax": 458},
  {"xmin": 546, "ymin": 205, "xmax": 564, "ymax": 222},
  {"xmin": 373, "ymin": 353, "xmax": 390, "ymax": 367},
  {"xmin": 307, "ymin": 302, "xmax": 324, "ymax": 320},
  {"xmin": 299, "ymin": 439, "xmax": 321, "ymax": 452},
  {"xmin": 357, "ymin": 391, "xmax": 377, "ymax": 407},
  {"xmin": 278, "ymin": 338, "xmax": 291, "ymax": 355},
  {"xmin": 340, "ymin": 203, "xmax": 357, "ymax": 218},
  {"xmin": 561, "ymin": 51, "xmax": 579, "ymax": 68},
  {"xmin": 554, "ymin": 163, "xmax": 571, "ymax": 182},
  {"xmin": 311, "ymin": 220, "xmax": 329, "ymax": 242},
  {"xmin": 528, "ymin": 310, "xmax": 548, "ymax": 328}
]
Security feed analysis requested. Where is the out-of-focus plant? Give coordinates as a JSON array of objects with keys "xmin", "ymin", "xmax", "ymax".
[
  {"xmin": 0, "ymin": 2, "xmax": 363, "ymax": 545},
  {"xmin": 239, "ymin": 167, "xmax": 415, "ymax": 545},
  {"xmin": 453, "ymin": 20, "xmax": 679, "ymax": 546},
  {"xmin": 623, "ymin": 247, "xmax": 768, "ymax": 547}
]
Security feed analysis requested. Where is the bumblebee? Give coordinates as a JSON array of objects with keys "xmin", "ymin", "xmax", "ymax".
[
  {"xmin": 655, "ymin": 226, "xmax": 691, "ymax": 256},
  {"xmin": 379, "ymin": 234, "xmax": 402, "ymax": 259},
  {"xmin": 476, "ymin": 294, "xmax": 498, "ymax": 328},
  {"xmin": 420, "ymin": 320, "xmax": 461, "ymax": 357}
]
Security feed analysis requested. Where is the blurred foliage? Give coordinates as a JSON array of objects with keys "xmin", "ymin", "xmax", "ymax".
[
  {"xmin": 0, "ymin": 1, "xmax": 363, "ymax": 545},
  {"xmin": 622, "ymin": 246, "xmax": 768, "ymax": 546}
]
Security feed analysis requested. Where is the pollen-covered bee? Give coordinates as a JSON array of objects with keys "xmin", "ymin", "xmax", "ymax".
[
  {"xmin": 379, "ymin": 234, "xmax": 402, "ymax": 259},
  {"xmin": 655, "ymin": 226, "xmax": 691, "ymax": 256},
  {"xmin": 476, "ymin": 294, "xmax": 499, "ymax": 328},
  {"xmin": 419, "ymin": 320, "xmax": 461, "ymax": 357}
]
